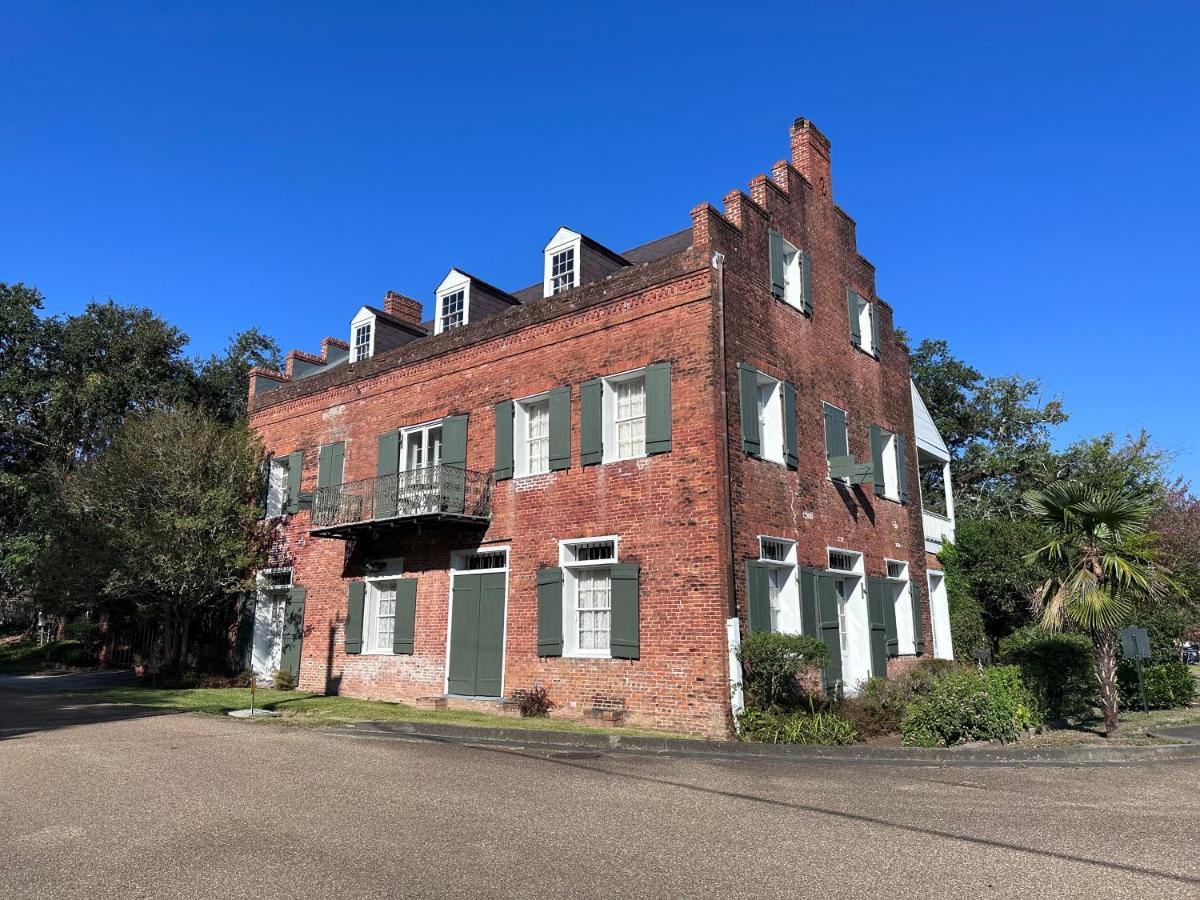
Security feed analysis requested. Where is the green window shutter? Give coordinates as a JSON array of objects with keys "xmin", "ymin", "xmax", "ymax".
[
  {"xmin": 884, "ymin": 581, "xmax": 899, "ymax": 657},
  {"xmin": 442, "ymin": 414, "xmax": 468, "ymax": 469},
  {"xmin": 869, "ymin": 302, "xmax": 880, "ymax": 356},
  {"xmin": 869, "ymin": 425, "xmax": 886, "ymax": 497},
  {"xmin": 256, "ymin": 459, "xmax": 269, "ymax": 518},
  {"xmin": 609, "ymin": 563, "xmax": 640, "ymax": 660},
  {"xmin": 644, "ymin": 363, "xmax": 672, "ymax": 455},
  {"xmin": 494, "ymin": 400, "xmax": 514, "ymax": 480},
  {"xmin": 317, "ymin": 441, "xmax": 346, "ymax": 490},
  {"xmin": 746, "ymin": 560, "xmax": 771, "ymax": 633},
  {"xmin": 279, "ymin": 587, "xmax": 307, "ymax": 678},
  {"xmin": 548, "ymin": 386, "xmax": 571, "ymax": 471},
  {"xmin": 867, "ymin": 577, "xmax": 888, "ymax": 678},
  {"xmin": 782, "ymin": 381, "xmax": 798, "ymax": 470},
  {"xmin": 376, "ymin": 429, "xmax": 399, "ymax": 477},
  {"xmin": 345, "ymin": 582, "xmax": 365, "ymax": 655},
  {"xmin": 800, "ymin": 250, "xmax": 813, "ymax": 316},
  {"xmin": 536, "ymin": 567, "xmax": 563, "ymax": 656},
  {"xmin": 392, "ymin": 577, "xmax": 417, "ymax": 655},
  {"xmin": 823, "ymin": 403, "xmax": 847, "ymax": 460},
  {"xmin": 579, "ymin": 378, "xmax": 603, "ymax": 466},
  {"xmin": 768, "ymin": 229, "xmax": 786, "ymax": 299},
  {"xmin": 738, "ymin": 364, "xmax": 761, "ymax": 457},
  {"xmin": 896, "ymin": 433, "xmax": 909, "ymax": 504},
  {"xmin": 799, "ymin": 567, "xmax": 818, "ymax": 638},
  {"xmin": 285, "ymin": 450, "xmax": 304, "ymax": 514},
  {"xmin": 817, "ymin": 573, "xmax": 843, "ymax": 692},
  {"xmin": 911, "ymin": 581, "xmax": 925, "ymax": 655},
  {"xmin": 846, "ymin": 289, "xmax": 862, "ymax": 346}
]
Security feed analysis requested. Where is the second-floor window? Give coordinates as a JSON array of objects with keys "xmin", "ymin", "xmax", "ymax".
[
  {"xmin": 352, "ymin": 322, "xmax": 372, "ymax": 362},
  {"xmin": 524, "ymin": 398, "xmax": 550, "ymax": 475},
  {"xmin": 265, "ymin": 457, "xmax": 290, "ymax": 517},
  {"xmin": 403, "ymin": 421, "xmax": 443, "ymax": 471},
  {"xmin": 440, "ymin": 289, "xmax": 465, "ymax": 332},
  {"xmin": 550, "ymin": 247, "xmax": 576, "ymax": 294},
  {"xmin": 611, "ymin": 376, "xmax": 646, "ymax": 461}
]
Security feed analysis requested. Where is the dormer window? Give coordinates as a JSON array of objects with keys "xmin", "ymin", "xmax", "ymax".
[
  {"xmin": 440, "ymin": 289, "xmax": 465, "ymax": 332},
  {"xmin": 349, "ymin": 308, "xmax": 376, "ymax": 361},
  {"xmin": 550, "ymin": 247, "xmax": 576, "ymax": 294},
  {"xmin": 352, "ymin": 322, "xmax": 372, "ymax": 362}
]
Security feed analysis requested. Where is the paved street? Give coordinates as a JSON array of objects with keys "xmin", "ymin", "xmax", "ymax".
[{"xmin": 2, "ymin": 683, "xmax": 1198, "ymax": 899}]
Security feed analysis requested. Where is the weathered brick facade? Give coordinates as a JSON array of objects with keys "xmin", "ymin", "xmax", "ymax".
[{"xmin": 248, "ymin": 118, "xmax": 935, "ymax": 737}]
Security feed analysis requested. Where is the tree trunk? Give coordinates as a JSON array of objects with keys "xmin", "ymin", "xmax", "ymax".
[{"xmin": 1093, "ymin": 627, "xmax": 1120, "ymax": 737}]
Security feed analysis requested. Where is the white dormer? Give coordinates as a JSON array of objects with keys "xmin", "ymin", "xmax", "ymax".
[
  {"xmin": 543, "ymin": 227, "xmax": 581, "ymax": 297},
  {"xmin": 350, "ymin": 306, "xmax": 376, "ymax": 362},
  {"xmin": 435, "ymin": 269, "xmax": 471, "ymax": 334}
]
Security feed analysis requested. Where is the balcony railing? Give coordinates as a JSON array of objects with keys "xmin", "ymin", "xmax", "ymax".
[
  {"xmin": 922, "ymin": 509, "xmax": 955, "ymax": 554},
  {"xmin": 310, "ymin": 465, "xmax": 493, "ymax": 538}
]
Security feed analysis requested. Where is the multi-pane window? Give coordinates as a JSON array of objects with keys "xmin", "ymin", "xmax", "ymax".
[
  {"xmin": 352, "ymin": 323, "xmax": 372, "ymax": 362},
  {"xmin": 756, "ymin": 374, "xmax": 784, "ymax": 465},
  {"xmin": 575, "ymin": 568, "xmax": 611, "ymax": 652},
  {"xmin": 768, "ymin": 567, "xmax": 786, "ymax": 632},
  {"xmin": 403, "ymin": 423, "xmax": 442, "ymax": 470},
  {"xmin": 550, "ymin": 248, "xmax": 575, "ymax": 294},
  {"xmin": 440, "ymin": 289, "xmax": 465, "ymax": 332},
  {"xmin": 265, "ymin": 457, "xmax": 289, "ymax": 517},
  {"xmin": 836, "ymin": 578, "xmax": 852, "ymax": 657},
  {"xmin": 525, "ymin": 399, "xmax": 549, "ymax": 475},
  {"xmin": 614, "ymin": 378, "xmax": 646, "ymax": 460},
  {"xmin": 463, "ymin": 551, "xmax": 507, "ymax": 571},
  {"xmin": 367, "ymin": 580, "xmax": 397, "ymax": 653}
]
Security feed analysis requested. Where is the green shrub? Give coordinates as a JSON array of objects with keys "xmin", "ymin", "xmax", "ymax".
[
  {"xmin": 1117, "ymin": 660, "xmax": 1196, "ymax": 709},
  {"xmin": 44, "ymin": 640, "xmax": 96, "ymax": 668},
  {"xmin": 737, "ymin": 709, "xmax": 861, "ymax": 745},
  {"xmin": 901, "ymin": 665, "xmax": 1043, "ymax": 747},
  {"xmin": 999, "ymin": 626, "xmax": 1096, "ymax": 719},
  {"xmin": 510, "ymin": 685, "xmax": 556, "ymax": 717},
  {"xmin": 271, "ymin": 669, "xmax": 297, "ymax": 691},
  {"xmin": 737, "ymin": 631, "xmax": 829, "ymax": 710},
  {"xmin": 840, "ymin": 659, "xmax": 966, "ymax": 738}
]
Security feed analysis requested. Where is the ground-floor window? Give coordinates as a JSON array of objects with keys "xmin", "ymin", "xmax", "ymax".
[
  {"xmin": 560, "ymin": 537, "xmax": 619, "ymax": 657},
  {"xmin": 885, "ymin": 559, "xmax": 915, "ymax": 655}
]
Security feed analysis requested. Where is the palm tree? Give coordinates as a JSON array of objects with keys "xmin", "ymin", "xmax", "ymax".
[{"xmin": 1024, "ymin": 481, "xmax": 1169, "ymax": 737}]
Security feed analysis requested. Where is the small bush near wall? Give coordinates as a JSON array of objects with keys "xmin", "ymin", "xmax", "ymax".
[
  {"xmin": 838, "ymin": 658, "xmax": 963, "ymax": 738},
  {"xmin": 1117, "ymin": 660, "xmax": 1196, "ymax": 709},
  {"xmin": 737, "ymin": 632, "xmax": 829, "ymax": 711},
  {"xmin": 999, "ymin": 627, "xmax": 1096, "ymax": 720},
  {"xmin": 901, "ymin": 666, "xmax": 1043, "ymax": 747},
  {"xmin": 511, "ymin": 685, "xmax": 556, "ymax": 717},
  {"xmin": 737, "ymin": 709, "xmax": 860, "ymax": 745}
]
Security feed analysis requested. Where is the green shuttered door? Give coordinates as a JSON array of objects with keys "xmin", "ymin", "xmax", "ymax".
[
  {"xmin": 870, "ymin": 425, "xmax": 886, "ymax": 497},
  {"xmin": 375, "ymin": 430, "xmax": 400, "ymax": 520},
  {"xmin": 911, "ymin": 581, "xmax": 925, "ymax": 655},
  {"xmin": 783, "ymin": 381, "xmax": 798, "ymax": 469},
  {"xmin": 278, "ymin": 587, "xmax": 307, "ymax": 678},
  {"xmin": 867, "ymin": 577, "xmax": 888, "ymax": 678},
  {"xmin": 448, "ymin": 572, "xmax": 506, "ymax": 697},
  {"xmin": 799, "ymin": 567, "xmax": 818, "ymax": 637},
  {"xmin": 817, "ymin": 573, "xmax": 842, "ymax": 692},
  {"xmin": 746, "ymin": 560, "xmax": 771, "ymax": 633},
  {"xmin": 317, "ymin": 442, "xmax": 345, "ymax": 489},
  {"xmin": 884, "ymin": 581, "xmax": 899, "ymax": 657},
  {"xmin": 824, "ymin": 404, "xmax": 848, "ymax": 460}
]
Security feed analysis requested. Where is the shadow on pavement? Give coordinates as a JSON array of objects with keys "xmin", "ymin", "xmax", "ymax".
[
  {"xmin": 428, "ymin": 736, "xmax": 1200, "ymax": 890},
  {"xmin": 0, "ymin": 670, "xmax": 172, "ymax": 742}
]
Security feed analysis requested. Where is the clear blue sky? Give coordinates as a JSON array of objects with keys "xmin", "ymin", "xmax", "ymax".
[{"xmin": 3, "ymin": 2, "xmax": 1198, "ymax": 484}]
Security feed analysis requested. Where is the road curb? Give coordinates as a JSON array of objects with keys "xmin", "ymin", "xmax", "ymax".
[{"xmin": 330, "ymin": 719, "xmax": 1200, "ymax": 767}]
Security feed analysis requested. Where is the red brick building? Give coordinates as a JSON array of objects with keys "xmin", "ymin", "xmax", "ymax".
[{"xmin": 244, "ymin": 118, "xmax": 956, "ymax": 737}]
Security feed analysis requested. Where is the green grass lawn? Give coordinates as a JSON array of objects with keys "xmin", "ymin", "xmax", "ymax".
[
  {"xmin": 1021, "ymin": 705, "xmax": 1200, "ymax": 748},
  {"xmin": 0, "ymin": 630, "xmax": 94, "ymax": 673},
  {"xmin": 79, "ymin": 685, "xmax": 693, "ymax": 739}
]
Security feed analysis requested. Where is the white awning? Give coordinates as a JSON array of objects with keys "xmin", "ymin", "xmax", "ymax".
[{"xmin": 911, "ymin": 380, "xmax": 950, "ymax": 462}]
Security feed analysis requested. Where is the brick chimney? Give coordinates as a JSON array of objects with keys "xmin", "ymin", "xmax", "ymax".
[
  {"xmin": 383, "ymin": 291, "xmax": 424, "ymax": 327},
  {"xmin": 790, "ymin": 117, "xmax": 832, "ymax": 198}
]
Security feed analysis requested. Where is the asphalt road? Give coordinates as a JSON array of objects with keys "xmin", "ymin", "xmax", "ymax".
[{"xmin": 1, "ymin": 681, "xmax": 1198, "ymax": 899}]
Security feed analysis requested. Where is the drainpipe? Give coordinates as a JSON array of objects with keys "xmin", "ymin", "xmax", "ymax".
[{"xmin": 711, "ymin": 251, "xmax": 737, "ymax": 619}]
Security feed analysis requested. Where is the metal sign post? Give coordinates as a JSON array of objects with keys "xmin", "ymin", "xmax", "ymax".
[{"xmin": 1120, "ymin": 626, "xmax": 1151, "ymax": 714}]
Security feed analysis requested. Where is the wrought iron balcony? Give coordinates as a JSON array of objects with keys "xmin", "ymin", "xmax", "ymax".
[{"xmin": 309, "ymin": 465, "xmax": 493, "ymax": 539}]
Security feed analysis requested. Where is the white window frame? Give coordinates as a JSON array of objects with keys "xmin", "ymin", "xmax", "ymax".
[
  {"xmin": 434, "ymin": 270, "xmax": 471, "ymax": 335},
  {"xmin": 265, "ymin": 457, "xmax": 289, "ymax": 518},
  {"xmin": 884, "ymin": 558, "xmax": 916, "ymax": 655},
  {"xmin": 776, "ymin": 234, "xmax": 805, "ymax": 311},
  {"xmin": 400, "ymin": 419, "xmax": 444, "ymax": 472},
  {"xmin": 543, "ymin": 229, "xmax": 583, "ymax": 298},
  {"xmin": 880, "ymin": 428, "xmax": 901, "ymax": 501},
  {"xmin": 851, "ymin": 293, "xmax": 875, "ymax": 355},
  {"xmin": 927, "ymin": 569, "xmax": 953, "ymax": 660},
  {"xmin": 252, "ymin": 567, "xmax": 292, "ymax": 677},
  {"xmin": 756, "ymin": 371, "xmax": 785, "ymax": 465},
  {"xmin": 549, "ymin": 247, "xmax": 576, "ymax": 295},
  {"xmin": 558, "ymin": 536, "xmax": 619, "ymax": 659},
  {"xmin": 601, "ymin": 368, "xmax": 647, "ymax": 464},
  {"xmin": 758, "ymin": 536, "xmax": 799, "ymax": 634},
  {"xmin": 443, "ymin": 546, "xmax": 511, "ymax": 697},
  {"xmin": 826, "ymin": 547, "xmax": 870, "ymax": 692},
  {"xmin": 350, "ymin": 308, "xmax": 376, "ymax": 362},
  {"xmin": 514, "ymin": 392, "xmax": 551, "ymax": 477}
]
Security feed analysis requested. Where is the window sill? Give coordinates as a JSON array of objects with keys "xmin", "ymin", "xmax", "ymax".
[
  {"xmin": 876, "ymin": 493, "xmax": 904, "ymax": 505},
  {"xmin": 851, "ymin": 342, "xmax": 879, "ymax": 360},
  {"xmin": 600, "ymin": 454, "xmax": 649, "ymax": 467},
  {"xmin": 772, "ymin": 292, "xmax": 812, "ymax": 318},
  {"xmin": 563, "ymin": 650, "xmax": 613, "ymax": 660},
  {"xmin": 361, "ymin": 650, "xmax": 394, "ymax": 657}
]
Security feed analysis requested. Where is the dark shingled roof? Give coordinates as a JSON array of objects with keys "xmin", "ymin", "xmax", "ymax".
[
  {"xmin": 363, "ymin": 306, "xmax": 428, "ymax": 337},
  {"xmin": 509, "ymin": 226, "xmax": 692, "ymax": 304}
]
